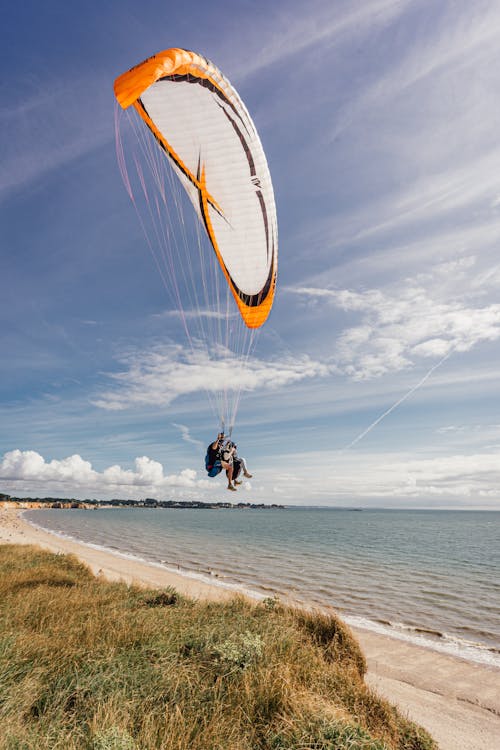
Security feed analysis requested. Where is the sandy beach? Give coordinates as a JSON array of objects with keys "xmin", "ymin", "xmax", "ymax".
[{"xmin": 1, "ymin": 506, "xmax": 499, "ymax": 750}]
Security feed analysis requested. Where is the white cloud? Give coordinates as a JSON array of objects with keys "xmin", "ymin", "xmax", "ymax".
[
  {"xmin": 93, "ymin": 344, "xmax": 331, "ymax": 411},
  {"xmin": 257, "ymin": 448, "xmax": 500, "ymax": 506},
  {"xmin": 305, "ymin": 214, "xmax": 500, "ymax": 294},
  {"xmin": 288, "ymin": 279, "xmax": 500, "ymax": 379},
  {"xmin": 172, "ymin": 423, "xmax": 204, "ymax": 451},
  {"xmin": 0, "ymin": 450, "xmax": 96, "ymax": 485},
  {"xmin": 0, "ymin": 449, "xmax": 202, "ymax": 497},
  {"xmin": 392, "ymin": 452, "xmax": 500, "ymax": 500},
  {"xmin": 0, "ymin": 449, "xmax": 264, "ymax": 502},
  {"xmin": 435, "ymin": 423, "xmax": 500, "ymax": 451}
]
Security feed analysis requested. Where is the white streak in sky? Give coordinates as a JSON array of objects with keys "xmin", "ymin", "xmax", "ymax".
[{"xmin": 340, "ymin": 352, "xmax": 451, "ymax": 452}]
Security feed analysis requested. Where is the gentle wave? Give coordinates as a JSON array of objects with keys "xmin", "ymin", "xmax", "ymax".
[{"xmin": 343, "ymin": 616, "xmax": 500, "ymax": 667}]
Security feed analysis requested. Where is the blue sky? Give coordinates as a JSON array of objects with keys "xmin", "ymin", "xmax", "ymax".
[{"xmin": 2, "ymin": 0, "xmax": 500, "ymax": 507}]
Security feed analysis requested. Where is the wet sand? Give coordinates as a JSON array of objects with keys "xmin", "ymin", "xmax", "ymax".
[{"xmin": 1, "ymin": 506, "xmax": 499, "ymax": 750}]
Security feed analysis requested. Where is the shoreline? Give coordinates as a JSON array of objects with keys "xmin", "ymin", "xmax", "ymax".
[{"xmin": 1, "ymin": 507, "xmax": 499, "ymax": 750}]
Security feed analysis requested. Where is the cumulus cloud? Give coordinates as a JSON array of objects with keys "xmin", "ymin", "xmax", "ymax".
[
  {"xmin": 0, "ymin": 449, "xmax": 202, "ymax": 497},
  {"xmin": 93, "ymin": 344, "xmax": 331, "ymax": 411},
  {"xmin": 0, "ymin": 450, "xmax": 96, "ymax": 485},
  {"xmin": 399, "ymin": 452, "xmax": 500, "ymax": 497}
]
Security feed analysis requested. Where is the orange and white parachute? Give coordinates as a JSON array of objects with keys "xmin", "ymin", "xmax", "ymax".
[
  {"xmin": 114, "ymin": 48, "xmax": 277, "ymax": 329},
  {"xmin": 114, "ymin": 49, "xmax": 278, "ymax": 429}
]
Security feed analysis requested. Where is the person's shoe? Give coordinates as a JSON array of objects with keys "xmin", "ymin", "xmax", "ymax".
[
  {"xmin": 244, "ymin": 472, "xmax": 253, "ymax": 478},
  {"xmin": 234, "ymin": 479, "xmax": 243, "ymax": 485},
  {"xmin": 227, "ymin": 484, "xmax": 237, "ymax": 491}
]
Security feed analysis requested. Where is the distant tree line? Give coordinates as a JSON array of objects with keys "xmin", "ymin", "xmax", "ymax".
[{"xmin": 0, "ymin": 492, "xmax": 284, "ymax": 510}]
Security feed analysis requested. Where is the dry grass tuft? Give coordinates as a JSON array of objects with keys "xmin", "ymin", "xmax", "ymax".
[
  {"xmin": 292, "ymin": 607, "xmax": 367, "ymax": 676},
  {"xmin": 0, "ymin": 545, "xmax": 437, "ymax": 750}
]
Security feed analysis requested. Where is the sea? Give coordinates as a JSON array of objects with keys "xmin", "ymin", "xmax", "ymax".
[{"xmin": 24, "ymin": 507, "xmax": 500, "ymax": 668}]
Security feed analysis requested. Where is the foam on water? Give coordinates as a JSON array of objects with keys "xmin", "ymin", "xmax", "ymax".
[{"xmin": 343, "ymin": 616, "xmax": 500, "ymax": 668}]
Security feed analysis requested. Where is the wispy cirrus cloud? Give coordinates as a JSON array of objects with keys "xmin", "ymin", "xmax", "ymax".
[
  {"xmin": 232, "ymin": 0, "xmax": 412, "ymax": 80},
  {"xmin": 0, "ymin": 74, "xmax": 110, "ymax": 198},
  {"xmin": 92, "ymin": 344, "xmax": 331, "ymax": 411},
  {"xmin": 337, "ymin": 147, "xmax": 500, "ymax": 249},
  {"xmin": 284, "ymin": 3, "xmax": 500, "ymax": 286},
  {"xmin": 172, "ymin": 423, "xmax": 204, "ymax": 451},
  {"xmin": 436, "ymin": 423, "xmax": 500, "ymax": 450},
  {"xmin": 307, "ymin": 219, "xmax": 500, "ymax": 294},
  {"xmin": 299, "ymin": 141, "xmax": 500, "ymax": 276},
  {"xmin": 330, "ymin": 1, "xmax": 500, "ymax": 142}
]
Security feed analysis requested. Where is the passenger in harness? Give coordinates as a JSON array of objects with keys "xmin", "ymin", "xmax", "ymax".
[
  {"xmin": 222, "ymin": 440, "xmax": 253, "ymax": 485},
  {"xmin": 205, "ymin": 433, "xmax": 237, "ymax": 491}
]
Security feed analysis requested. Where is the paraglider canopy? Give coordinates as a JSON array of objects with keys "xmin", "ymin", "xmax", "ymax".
[{"xmin": 114, "ymin": 48, "xmax": 278, "ymax": 329}]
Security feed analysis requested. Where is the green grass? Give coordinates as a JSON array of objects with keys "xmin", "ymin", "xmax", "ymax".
[{"xmin": 0, "ymin": 545, "xmax": 437, "ymax": 750}]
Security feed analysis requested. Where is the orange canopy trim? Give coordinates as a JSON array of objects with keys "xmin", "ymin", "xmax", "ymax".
[{"xmin": 114, "ymin": 48, "xmax": 225, "ymax": 110}]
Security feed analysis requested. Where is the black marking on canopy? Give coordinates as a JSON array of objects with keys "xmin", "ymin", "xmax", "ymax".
[
  {"xmin": 158, "ymin": 73, "xmax": 251, "ymax": 138},
  {"xmin": 218, "ymin": 105, "xmax": 271, "ymax": 262},
  {"xmin": 255, "ymin": 189, "xmax": 270, "ymax": 263},
  {"xmin": 196, "ymin": 156, "xmax": 275, "ymax": 309},
  {"xmin": 219, "ymin": 105, "xmax": 256, "ymax": 176}
]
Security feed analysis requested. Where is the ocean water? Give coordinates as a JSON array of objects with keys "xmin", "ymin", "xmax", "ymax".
[{"xmin": 25, "ymin": 507, "xmax": 500, "ymax": 667}]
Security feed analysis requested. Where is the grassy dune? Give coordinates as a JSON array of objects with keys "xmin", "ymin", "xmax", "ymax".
[{"xmin": 0, "ymin": 545, "xmax": 436, "ymax": 750}]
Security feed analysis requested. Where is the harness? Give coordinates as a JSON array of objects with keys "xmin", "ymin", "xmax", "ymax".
[{"xmin": 205, "ymin": 442, "xmax": 223, "ymax": 476}]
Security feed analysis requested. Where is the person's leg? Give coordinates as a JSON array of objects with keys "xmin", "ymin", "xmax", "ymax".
[
  {"xmin": 222, "ymin": 460, "xmax": 236, "ymax": 490},
  {"xmin": 239, "ymin": 456, "xmax": 252, "ymax": 478},
  {"xmin": 227, "ymin": 464, "xmax": 236, "ymax": 489}
]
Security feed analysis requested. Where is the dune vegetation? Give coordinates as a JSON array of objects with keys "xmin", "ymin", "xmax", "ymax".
[{"xmin": 0, "ymin": 545, "xmax": 436, "ymax": 750}]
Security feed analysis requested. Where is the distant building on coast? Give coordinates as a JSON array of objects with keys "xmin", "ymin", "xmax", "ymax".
[{"xmin": 0, "ymin": 492, "xmax": 284, "ymax": 510}]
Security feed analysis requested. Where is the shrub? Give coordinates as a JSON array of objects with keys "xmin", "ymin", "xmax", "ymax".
[
  {"xmin": 212, "ymin": 630, "xmax": 264, "ymax": 671},
  {"xmin": 92, "ymin": 727, "xmax": 135, "ymax": 750}
]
